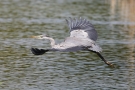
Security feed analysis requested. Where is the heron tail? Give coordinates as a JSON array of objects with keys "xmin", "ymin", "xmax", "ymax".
[
  {"xmin": 88, "ymin": 44, "xmax": 102, "ymax": 52},
  {"xmin": 31, "ymin": 48, "xmax": 49, "ymax": 55}
]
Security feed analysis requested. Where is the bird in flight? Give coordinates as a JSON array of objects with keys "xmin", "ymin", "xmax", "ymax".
[{"xmin": 31, "ymin": 17, "xmax": 114, "ymax": 67}]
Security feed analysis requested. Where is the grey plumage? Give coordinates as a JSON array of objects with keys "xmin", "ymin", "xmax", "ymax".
[{"xmin": 31, "ymin": 17, "xmax": 114, "ymax": 67}]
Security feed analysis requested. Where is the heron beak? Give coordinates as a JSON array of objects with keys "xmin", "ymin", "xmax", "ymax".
[
  {"xmin": 31, "ymin": 35, "xmax": 39, "ymax": 38},
  {"xmin": 31, "ymin": 36, "xmax": 36, "ymax": 38}
]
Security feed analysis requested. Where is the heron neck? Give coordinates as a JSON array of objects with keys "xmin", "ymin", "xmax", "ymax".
[{"xmin": 43, "ymin": 37, "xmax": 55, "ymax": 47}]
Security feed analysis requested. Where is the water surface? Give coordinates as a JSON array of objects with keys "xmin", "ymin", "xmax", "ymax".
[{"xmin": 0, "ymin": 0, "xmax": 135, "ymax": 90}]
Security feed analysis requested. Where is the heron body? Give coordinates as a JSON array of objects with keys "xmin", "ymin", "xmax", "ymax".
[{"xmin": 31, "ymin": 17, "xmax": 113, "ymax": 67}]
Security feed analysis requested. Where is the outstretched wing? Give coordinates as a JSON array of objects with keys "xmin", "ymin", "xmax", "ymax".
[{"xmin": 66, "ymin": 17, "xmax": 97, "ymax": 41}]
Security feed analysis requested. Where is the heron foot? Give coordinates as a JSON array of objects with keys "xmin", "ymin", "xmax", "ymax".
[{"xmin": 106, "ymin": 61, "xmax": 115, "ymax": 68}]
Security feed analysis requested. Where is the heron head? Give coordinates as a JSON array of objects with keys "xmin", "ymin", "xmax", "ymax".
[{"xmin": 31, "ymin": 34, "xmax": 49, "ymax": 39}]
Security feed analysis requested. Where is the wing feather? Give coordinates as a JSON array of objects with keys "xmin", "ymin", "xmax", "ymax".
[{"xmin": 66, "ymin": 17, "xmax": 97, "ymax": 41}]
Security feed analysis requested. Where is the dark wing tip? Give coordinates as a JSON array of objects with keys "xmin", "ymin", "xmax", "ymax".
[{"xmin": 31, "ymin": 48, "xmax": 49, "ymax": 55}]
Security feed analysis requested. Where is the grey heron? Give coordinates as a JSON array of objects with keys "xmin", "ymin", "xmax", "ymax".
[{"xmin": 31, "ymin": 17, "xmax": 114, "ymax": 67}]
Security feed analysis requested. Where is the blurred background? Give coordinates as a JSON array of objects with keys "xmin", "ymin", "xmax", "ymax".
[{"xmin": 0, "ymin": 0, "xmax": 135, "ymax": 90}]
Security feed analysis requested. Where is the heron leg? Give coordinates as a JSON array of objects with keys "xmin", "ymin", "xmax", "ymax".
[
  {"xmin": 89, "ymin": 50, "xmax": 114, "ymax": 67},
  {"xmin": 31, "ymin": 48, "xmax": 49, "ymax": 55},
  {"xmin": 96, "ymin": 52, "xmax": 114, "ymax": 67}
]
